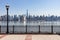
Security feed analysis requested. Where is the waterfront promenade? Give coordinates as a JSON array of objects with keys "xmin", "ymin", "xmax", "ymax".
[{"xmin": 0, "ymin": 34, "xmax": 60, "ymax": 40}]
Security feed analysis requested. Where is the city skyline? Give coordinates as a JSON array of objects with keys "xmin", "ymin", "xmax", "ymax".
[{"xmin": 0, "ymin": 0, "xmax": 60, "ymax": 16}]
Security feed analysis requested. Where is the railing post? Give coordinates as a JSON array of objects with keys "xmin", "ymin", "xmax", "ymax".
[
  {"xmin": 39, "ymin": 25, "xmax": 40, "ymax": 33},
  {"xmin": 26, "ymin": 25, "xmax": 27, "ymax": 34},
  {"xmin": 13, "ymin": 25, "xmax": 14, "ymax": 34},
  {"xmin": 0, "ymin": 25, "xmax": 1, "ymax": 33},
  {"xmin": 51, "ymin": 25, "xmax": 53, "ymax": 34}
]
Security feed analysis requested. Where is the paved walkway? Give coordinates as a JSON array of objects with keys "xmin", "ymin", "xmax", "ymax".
[
  {"xmin": 0, "ymin": 35, "xmax": 6, "ymax": 39},
  {"xmin": 0, "ymin": 34, "xmax": 60, "ymax": 40}
]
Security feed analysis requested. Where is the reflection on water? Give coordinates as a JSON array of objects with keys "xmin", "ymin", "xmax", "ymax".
[{"xmin": 0, "ymin": 21, "xmax": 60, "ymax": 26}]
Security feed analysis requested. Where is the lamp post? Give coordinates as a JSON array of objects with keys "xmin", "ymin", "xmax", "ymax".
[{"xmin": 5, "ymin": 4, "xmax": 9, "ymax": 34}]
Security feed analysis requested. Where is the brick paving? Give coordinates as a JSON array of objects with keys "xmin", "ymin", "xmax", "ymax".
[
  {"xmin": 0, "ymin": 35, "xmax": 26, "ymax": 40},
  {"xmin": 32, "ymin": 35, "xmax": 60, "ymax": 40},
  {"xmin": 25, "ymin": 34, "xmax": 32, "ymax": 40},
  {"xmin": 0, "ymin": 35, "xmax": 6, "ymax": 39},
  {"xmin": 0, "ymin": 34, "xmax": 60, "ymax": 40}
]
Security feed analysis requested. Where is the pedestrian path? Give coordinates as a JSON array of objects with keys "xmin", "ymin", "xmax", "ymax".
[
  {"xmin": 25, "ymin": 34, "xmax": 32, "ymax": 40},
  {"xmin": 0, "ymin": 35, "xmax": 26, "ymax": 40},
  {"xmin": 32, "ymin": 35, "xmax": 60, "ymax": 40},
  {"xmin": 0, "ymin": 35, "xmax": 6, "ymax": 39},
  {"xmin": 0, "ymin": 34, "xmax": 60, "ymax": 40}
]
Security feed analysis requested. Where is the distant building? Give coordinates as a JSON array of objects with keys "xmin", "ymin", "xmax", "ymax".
[
  {"xmin": 13, "ymin": 15, "xmax": 18, "ymax": 21},
  {"xmin": 20, "ymin": 15, "xmax": 26, "ymax": 22},
  {"xmin": 18, "ymin": 15, "xmax": 21, "ymax": 21},
  {"xmin": 3, "ymin": 15, "xmax": 7, "ymax": 21},
  {"xmin": 9, "ymin": 16, "xmax": 13, "ymax": 21},
  {"xmin": 0, "ymin": 16, "xmax": 2, "ymax": 21},
  {"xmin": 26, "ymin": 9, "xmax": 28, "ymax": 17}
]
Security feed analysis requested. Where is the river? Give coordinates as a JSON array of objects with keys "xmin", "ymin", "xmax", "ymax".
[{"xmin": 0, "ymin": 21, "xmax": 60, "ymax": 33}]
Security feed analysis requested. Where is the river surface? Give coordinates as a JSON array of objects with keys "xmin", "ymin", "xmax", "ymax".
[
  {"xmin": 0, "ymin": 21, "xmax": 60, "ymax": 33},
  {"xmin": 0, "ymin": 21, "xmax": 60, "ymax": 26}
]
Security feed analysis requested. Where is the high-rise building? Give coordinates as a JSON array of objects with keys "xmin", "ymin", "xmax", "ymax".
[
  {"xmin": 26, "ymin": 9, "xmax": 28, "ymax": 17},
  {"xmin": 0, "ymin": 16, "xmax": 2, "ymax": 21},
  {"xmin": 9, "ymin": 16, "xmax": 13, "ymax": 21},
  {"xmin": 14, "ymin": 15, "xmax": 18, "ymax": 21}
]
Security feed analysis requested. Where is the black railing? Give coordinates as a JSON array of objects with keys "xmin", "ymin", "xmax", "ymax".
[
  {"xmin": 26, "ymin": 25, "xmax": 27, "ymax": 34},
  {"xmin": 0, "ymin": 25, "xmax": 60, "ymax": 34},
  {"xmin": 39, "ymin": 25, "xmax": 40, "ymax": 33},
  {"xmin": 0, "ymin": 26, "xmax": 1, "ymax": 33},
  {"xmin": 51, "ymin": 25, "xmax": 53, "ymax": 34}
]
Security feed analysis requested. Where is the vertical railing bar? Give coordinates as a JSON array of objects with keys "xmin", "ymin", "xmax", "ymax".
[
  {"xmin": 39, "ymin": 25, "xmax": 40, "ymax": 33},
  {"xmin": 0, "ymin": 25, "xmax": 1, "ymax": 33}
]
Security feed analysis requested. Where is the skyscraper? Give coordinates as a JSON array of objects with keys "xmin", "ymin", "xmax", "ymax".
[{"xmin": 26, "ymin": 9, "xmax": 28, "ymax": 17}]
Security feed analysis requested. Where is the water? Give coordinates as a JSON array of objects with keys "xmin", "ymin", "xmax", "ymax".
[
  {"xmin": 0, "ymin": 21, "xmax": 60, "ymax": 26},
  {"xmin": 0, "ymin": 21, "xmax": 60, "ymax": 33}
]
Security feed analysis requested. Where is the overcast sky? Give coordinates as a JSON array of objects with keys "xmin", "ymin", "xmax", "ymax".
[{"xmin": 0, "ymin": 0, "xmax": 60, "ymax": 16}]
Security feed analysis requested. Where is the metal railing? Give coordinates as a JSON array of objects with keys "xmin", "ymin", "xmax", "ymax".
[{"xmin": 0, "ymin": 25, "xmax": 60, "ymax": 34}]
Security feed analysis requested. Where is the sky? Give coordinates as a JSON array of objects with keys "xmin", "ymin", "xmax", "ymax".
[{"xmin": 0, "ymin": 0, "xmax": 60, "ymax": 16}]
